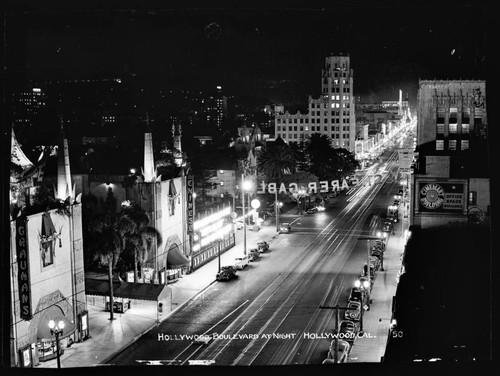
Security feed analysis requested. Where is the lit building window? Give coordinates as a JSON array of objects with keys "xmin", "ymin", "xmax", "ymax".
[
  {"xmin": 449, "ymin": 123, "xmax": 457, "ymax": 133},
  {"xmin": 436, "ymin": 140, "xmax": 444, "ymax": 150},
  {"xmin": 437, "ymin": 124, "xmax": 444, "ymax": 134},
  {"xmin": 462, "ymin": 124, "xmax": 470, "ymax": 134},
  {"xmin": 461, "ymin": 139, "xmax": 469, "ymax": 150},
  {"xmin": 448, "ymin": 140, "xmax": 457, "ymax": 150}
]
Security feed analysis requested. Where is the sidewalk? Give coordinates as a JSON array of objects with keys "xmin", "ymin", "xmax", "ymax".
[
  {"xmin": 35, "ymin": 214, "xmax": 289, "ymax": 368},
  {"xmin": 348, "ymin": 218, "xmax": 407, "ymax": 363}
]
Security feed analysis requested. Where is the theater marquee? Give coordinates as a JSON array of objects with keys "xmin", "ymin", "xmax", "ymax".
[{"xmin": 417, "ymin": 181, "xmax": 465, "ymax": 213}]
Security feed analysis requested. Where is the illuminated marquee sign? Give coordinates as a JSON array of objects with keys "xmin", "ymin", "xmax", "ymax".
[
  {"xmin": 256, "ymin": 178, "xmax": 357, "ymax": 194},
  {"xmin": 418, "ymin": 182, "xmax": 465, "ymax": 212},
  {"xmin": 16, "ymin": 216, "xmax": 32, "ymax": 320}
]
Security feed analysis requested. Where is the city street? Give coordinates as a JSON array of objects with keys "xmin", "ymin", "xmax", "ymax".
[{"xmin": 105, "ymin": 145, "xmax": 406, "ymax": 366}]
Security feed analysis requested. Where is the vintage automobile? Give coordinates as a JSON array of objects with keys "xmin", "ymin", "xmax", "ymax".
[
  {"xmin": 344, "ymin": 301, "xmax": 362, "ymax": 321},
  {"xmin": 248, "ymin": 248, "xmax": 260, "ymax": 261},
  {"xmin": 338, "ymin": 320, "xmax": 357, "ymax": 344},
  {"xmin": 216, "ymin": 266, "xmax": 237, "ymax": 282},
  {"xmin": 257, "ymin": 240, "xmax": 270, "ymax": 253},
  {"xmin": 279, "ymin": 223, "xmax": 291, "ymax": 233},
  {"xmin": 326, "ymin": 339, "xmax": 350, "ymax": 363},
  {"xmin": 234, "ymin": 256, "xmax": 250, "ymax": 270}
]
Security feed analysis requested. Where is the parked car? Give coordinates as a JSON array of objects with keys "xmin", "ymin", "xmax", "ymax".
[
  {"xmin": 306, "ymin": 207, "xmax": 318, "ymax": 214},
  {"xmin": 370, "ymin": 256, "xmax": 381, "ymax": 270},
  {"xmin": 279, "ymin": 223, "xmax": 291, "ymax": 233},
  {"xmin": 257, "ymin": 241, "xmax": 270, "ymax": 253},
  {"xmin": 234, "ymin": 220, "xmax": 244, "ymax": 230},
  {"xmin": 338, "ymin": 320, "xmax": 357, "ymax": 344},
  {"xmin": 234, "ymin": 256, "xmax": 250, "ymax": 270},
  {"xmin": 382, "ymin": 221, "xmax": 393, "ymax": 233},
  {"xmin": 362, "ymin": 263, "xmax": 376, "ymax": 277},
  {"xmin": 370, "ymin": 249, "xmax": 382, "ymax": 260},
  {"xmin": 344, "ymin": 301, "xmax": 362, "ymax": 321},
  {"xmin": 374, "ymin": 240, "xmax": 386, "ymax": 250},
  {"xmin": 216, "ymin": 266, "xmax": 237, "ymax": 281},
  {"xmin": 248, "ymin": 249, "xmax": 260, "ymax": 261},
  {"xmin": 315, "ymin": 205, "xmax": 326, "ymax": 212},
  {"xmin": 326, "ymin": 339, "xmax": 350, "ymax": 363},
  {"xmin": 348, "ymin": 287, "xmax": 363, "ymax": 304},
  {"xmin": 355, "ymin": 276, "xmax": 371, "ymax": 292}
]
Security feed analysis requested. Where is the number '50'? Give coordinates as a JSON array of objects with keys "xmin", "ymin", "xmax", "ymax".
[{"xmin": 391, "ymin": 331, "xmax": 403, "ymax": 338}]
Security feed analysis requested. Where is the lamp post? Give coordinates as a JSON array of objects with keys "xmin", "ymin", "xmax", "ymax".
[
  {"xmin": 242, "ymin": 177, "xmax": 252, "ymax": 256},
  {"xmin": 275, "ymin": 191, "xmax": 282, "ymax": 233},
  {"xmin": 218, "ymin": 235, "xmax": 223, "ymax": 273},
  {"xmin": 48, "ymin": 319, "xmax": 65, "ymax": 369}
]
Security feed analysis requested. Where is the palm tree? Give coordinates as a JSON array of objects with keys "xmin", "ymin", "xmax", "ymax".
[
  {"xmin": 121, "ymin": 202, "xmax": 163, "ymax": 283},
  {"xmin": 87, "ymin": 212, "xmax": 135, "ymax": 320},
  {"xmin": 256, "ymin": 141, "xmax": 296, "ymax": 183}
]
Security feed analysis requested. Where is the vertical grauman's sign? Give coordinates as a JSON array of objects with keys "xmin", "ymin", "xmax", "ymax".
[
  {"xmin": 16, "ymin": 216, "xmax": 32, "ymax": 320},
  {"xmin": 186, "ymin": 176, "xmax": 194, "ymax": 235}
]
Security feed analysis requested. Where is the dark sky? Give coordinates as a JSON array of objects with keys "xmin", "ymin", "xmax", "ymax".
[{"xmin": 5, "ymin": 2, "xmax": 489, "ymax": 107}]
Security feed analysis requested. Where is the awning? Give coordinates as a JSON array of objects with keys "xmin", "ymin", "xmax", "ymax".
[
  {"xmin": 85, "ymin": 278, "xmax": 171, "ymax": 301},
  {"xmin": 37, "ymin": 305, "xmax": 76, "ymax": 341},
  {"xmin": 167, "ymin": 247, "xmax": 190, "ymax": 269}
]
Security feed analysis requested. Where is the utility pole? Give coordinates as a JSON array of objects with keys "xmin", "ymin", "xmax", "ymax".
[{"xmin": 319, "ymin": 304, "xmax": 351, "ymax": 364}]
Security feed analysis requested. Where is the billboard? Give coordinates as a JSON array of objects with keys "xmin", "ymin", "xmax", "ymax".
[{"xmin": 417, "ymin": 181, "xmax": 465, "ymax": 213}]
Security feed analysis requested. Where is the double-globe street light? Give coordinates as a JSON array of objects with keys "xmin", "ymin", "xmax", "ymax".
[{"xmin": 48, "ymin": 319, "xmax": 65, "ymax": 369}]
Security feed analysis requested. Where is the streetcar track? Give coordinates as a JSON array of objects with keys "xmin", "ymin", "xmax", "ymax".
[{"xmin": 167, "ymin": 154, "xmax": 397, "ymax": 366}]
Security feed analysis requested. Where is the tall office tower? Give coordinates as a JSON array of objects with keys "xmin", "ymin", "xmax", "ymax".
[
  {"xmin": 12, "ymin": 87, "xmax": 47, "ymax": 129},
  {"xmin": 275, "ymin": 54, "xmax": 356, "ymax": 153},
  {"xmin": 204, "ymin": 85, "xmax": 227, "ymax": 131},
  {"xmin": 318, "ymin": 54, "xmax": 356, "ymax": 150}
]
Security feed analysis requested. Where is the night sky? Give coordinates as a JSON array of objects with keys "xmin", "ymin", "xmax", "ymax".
[{"xmin": 5, "ymin": 2, "xmax": 489, "ymax": 107}]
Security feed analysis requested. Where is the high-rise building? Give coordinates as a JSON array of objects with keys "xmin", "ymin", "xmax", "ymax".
[
  {"xmin": 274, "ymin": 54, "xmax": 356, "ymax": 152},
  {"xmin": 203, "ymin": 86, "xmax": 227, "ymax": 131},
  {"xmin": 410, "ymin": 80, "xmax": 489, "ymax": 228},
  {"xmin": 12, "ymin": 87, "xmax": 47, "ymax": 128}
]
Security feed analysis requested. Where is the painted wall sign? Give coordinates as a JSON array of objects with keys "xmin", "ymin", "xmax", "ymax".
[
  {"xmin": 16, "ymin": 216, "xmax": 32, "ymax": 320},
  {"xmin": 186, "ymin": 176, "xmax": 194, "ymax": 234},
  {"xmin": 256, "ymin": 178, "xmax": 356, "ymax": 194},
  {"xmin": 418, "ymin": 182, "xmax": 465, "ymax": 212}
]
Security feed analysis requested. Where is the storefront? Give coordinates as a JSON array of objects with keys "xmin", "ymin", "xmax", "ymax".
[
  {"xmin": 36, "ymin": 305, "xmax": 76, "ymax": 363},
  {"xmin": 163, "ymin": 245, "xmax": 190, "ymax": 283},
  {"xmin": 85, "ymin": 277, "xmax": 172, "ymax": 317}
]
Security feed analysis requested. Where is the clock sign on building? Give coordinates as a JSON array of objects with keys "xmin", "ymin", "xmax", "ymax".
[{"xmin": 419, "ymin": 183, "xmax": 445, "ymax": 209}]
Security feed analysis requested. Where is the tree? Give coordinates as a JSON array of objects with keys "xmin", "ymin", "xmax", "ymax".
[
  {"xmin": 256, "ymin": 141, "xmax": 296, "ymax": 183},
  {"xmin": 121, "ymin": 202, "xmax": 163, "ymax": 283},
  {"xmin": 302, "ymin": 134, "xmax": 360, "ymax": 180},
  {"xmin": 86, "ymin": 212, "xmax": 135, "ymax": 320}
]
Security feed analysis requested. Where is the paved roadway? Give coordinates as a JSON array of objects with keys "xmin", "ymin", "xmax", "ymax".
[{"xmin": 106, "ymin": 147, "xmax": 403, "ymax": 366}]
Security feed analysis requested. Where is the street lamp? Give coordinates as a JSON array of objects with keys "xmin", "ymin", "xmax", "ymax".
[
  {"xmin": 275, "ymin": 197, "xmax": 282, "ymax": 233},
  {"xmin": 48, "ymin": 319, "xmax": 65, "ymax": 369},
  {"xmin": 297, "ymin": 188, "xmax": 306, "ymax": 215},
  {"xmin": 242, "ymin": 178, "xmax": 252, "ymax": 256}
]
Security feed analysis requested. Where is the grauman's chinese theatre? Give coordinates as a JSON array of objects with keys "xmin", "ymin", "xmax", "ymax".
[{"xmin": 9, "ymin": 127, "xmax": 88, "ymax": 368}]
